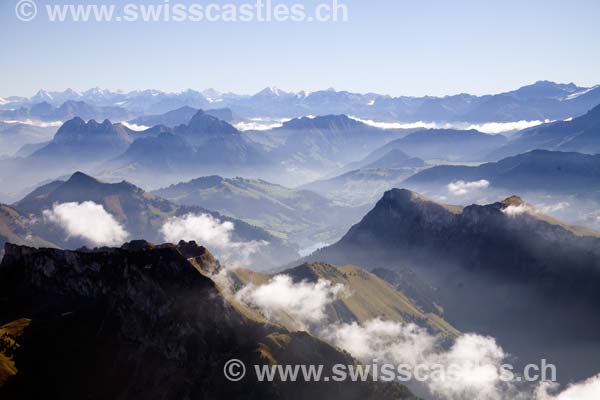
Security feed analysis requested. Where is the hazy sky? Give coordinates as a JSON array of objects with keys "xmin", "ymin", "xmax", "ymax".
[{"xmin": 1, "ymin": 0, "xmax": 599, "ymax": 97}]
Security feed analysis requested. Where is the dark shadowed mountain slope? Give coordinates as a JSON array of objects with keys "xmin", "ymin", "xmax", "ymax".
[
  {"xmin": 12, "ymin": 172, "xmax": 297, "ymax": 270},
  {"xmin": 309, "ymin": 188, "xmax": 600, "ymax": 381},
  {"xmin": 369, "ymin": 129, "xmax": 507, "ymax": 162},
  {"xmin": 489, "ymin": 104, "xmax": 600, "ymax": 159},
  {"xmin": 0, "ymin": 242, "xmax": 414, "ymax": 400},
  {"xmin": 405, "ymin": 150, "xmax": 600, "ymax": 194}
]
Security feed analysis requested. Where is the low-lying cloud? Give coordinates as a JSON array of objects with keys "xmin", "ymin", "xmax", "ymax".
[
  {"xmin": 160, "ymin": 213, "xmax": 267, "ymax": 267},
  {"xmin": 502, "ymin": 204, "xmax": 535, "ymax": 217},
  {"xmin": 231, "ymin": 273, "xmax": 600, "ymax": 400},
  {"xmin": 321, "ymin": 319, "xmax": 516, "ymax": 400},
  {"xmin": 120, "ymin": 121, "xmax": 150, "ymax": 131},
  {"xmin": 350, "ymin": 117, "xmax": 552, "ymax": 134},
  {"xmin": 1, "ymin": 119, "xmax": 63, "ymax": 128},
  {"xmin": 447, "ymin": 179, "xmax": 490, "ymax": 196},
  {"xmin": 234, "ymin": 117, "xmax": 290, "ymax": 131},
  {"xmin": 536, "ymin": 374, "xmax": 600, "ymax": 400},
  {"xmin": 236, "ymin": 274, "xmax": 347, "ymax": 330},
  {"xmin": 43, "ymin": 201, "xmax": 129, "ymax": 246}
]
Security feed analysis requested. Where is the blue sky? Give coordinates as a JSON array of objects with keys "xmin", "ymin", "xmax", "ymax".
[{"xmin": 1, "ymin": 0, "xmax": 599, "ymax": 97}]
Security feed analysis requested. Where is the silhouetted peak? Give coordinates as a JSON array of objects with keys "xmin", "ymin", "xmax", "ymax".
[{"xmin": 66, "ymin": 171, "xmax": 100, "ymax": 185}]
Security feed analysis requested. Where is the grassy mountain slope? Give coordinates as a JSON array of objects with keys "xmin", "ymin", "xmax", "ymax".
[{"xmin": 231, "ymin": 262, "xmax": 458, "ymax": 336}]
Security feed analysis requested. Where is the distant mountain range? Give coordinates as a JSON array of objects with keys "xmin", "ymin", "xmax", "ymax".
[
  {"xmin": 405, "ymin": 149, "xmax": 600, "ymax": 194},
  {"xmin": 0, "ymin": 100, "xmax": 130, "ymax": 122},
  {"xmin": 4, "ymin": 80, "xmax": 600, "ymax": 122},
  {"xmin": 488, "ymin": 103, "xmax": 600, "ymax": 159},
  {"xmin": 364, "ymin": 129, "xmax": 508, "ymax": 162},
  {"xmin": 249, "ymin": 115, "xmax": 405, "ymax": 172},
  {"xmin": 113, "ymin": 110, "xmax": 267, "ymax": 175},
  {"xmin": 308, "ymin": 188, "xmax": 600, "ymax": 381},
  {"xmin": 0, "ymin": 241, "xmax": 415, "ymax": 399}
]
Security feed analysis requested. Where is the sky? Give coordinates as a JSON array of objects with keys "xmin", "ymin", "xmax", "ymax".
[{"xmin": 1, "ymin": 0, "xmax": 600, "ymax": 98}]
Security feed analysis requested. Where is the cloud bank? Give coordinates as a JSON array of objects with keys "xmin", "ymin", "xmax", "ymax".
[
  {"xmin": 160, "ymin": 213, "xmax": 267, "ymax": 267},
  {"xmin": 536, "ymin": 374, "xmax": 600, "ymax": 400},
  {"xmin": 234, "ymin": 117, "xmax": 289, "ymax": 131},
  {"xmin": 1, "ymin": 119, "xmax": 63, "ymax": 128},
  {"xmin": 351, "ymin": 117, "xmax": 552, "ymax": 134},
  {"xmin": 321, "ymin": 319, "xmax": 517, "ymax": 400},
  {"xmin": 120, "ymin": 121, "xmax": 150, "ymax": 131},
  {"xmin": 447, "ymin": 179, "xmax": 490, "ymax": 196},
  {"xmin": 232, "ymin": 274, "xmax": 600, "ymax": 400},
  {"xmin": 43, "ymin": 201, "xmax": 129, "ymax": 246}
]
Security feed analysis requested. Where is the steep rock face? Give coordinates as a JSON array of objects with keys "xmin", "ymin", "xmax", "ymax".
[{"xmin": 0, "ymin": 242, "xmax": 414, "ymax": 400}]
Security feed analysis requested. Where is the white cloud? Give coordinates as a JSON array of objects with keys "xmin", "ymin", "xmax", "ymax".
[
  {"xmin": 2, "ymin": 119, "xmax": 63, "ymax": 128},
  {"xmin": 321, "ymin": 319, "xmax": 518, "ymax": 400},
  {"xmin": 236, "ymin": 274, "xmax": 347, "ymax": 330},
  {"xmin": 350, "ymin": 117, "xmax": 552, "ymax": 134},
  {"xmin": 231, "ymin": 272, "xmax": 600, "ymax": 400},
  {"xmin": 43, "ymin": 201, "xmax": 129, "ymax": 247},
  {"xmin": 321, "ymin": 319, "xmax": 436, "ymax": 365},
  {"xmin": 119, "ymin": 121, "xmax": 150, "ymax": 131},
  {"xmin": 234, "ymin": 117, "xmax": 290, "ymax": 131},
  {"xmin": 447, "ymin": 179, "xmax": 490, "ymax": 196},
  {"xmin": 536, "ymin": 374, "xmax": 600, "ymax": 400},
  {"xmin": 502, "ymin": 204, "xmax": 534, "ymax": 217},
  {"xmin": 160, "ymin": 213, "xmax": 267, "ymax": 267}
]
